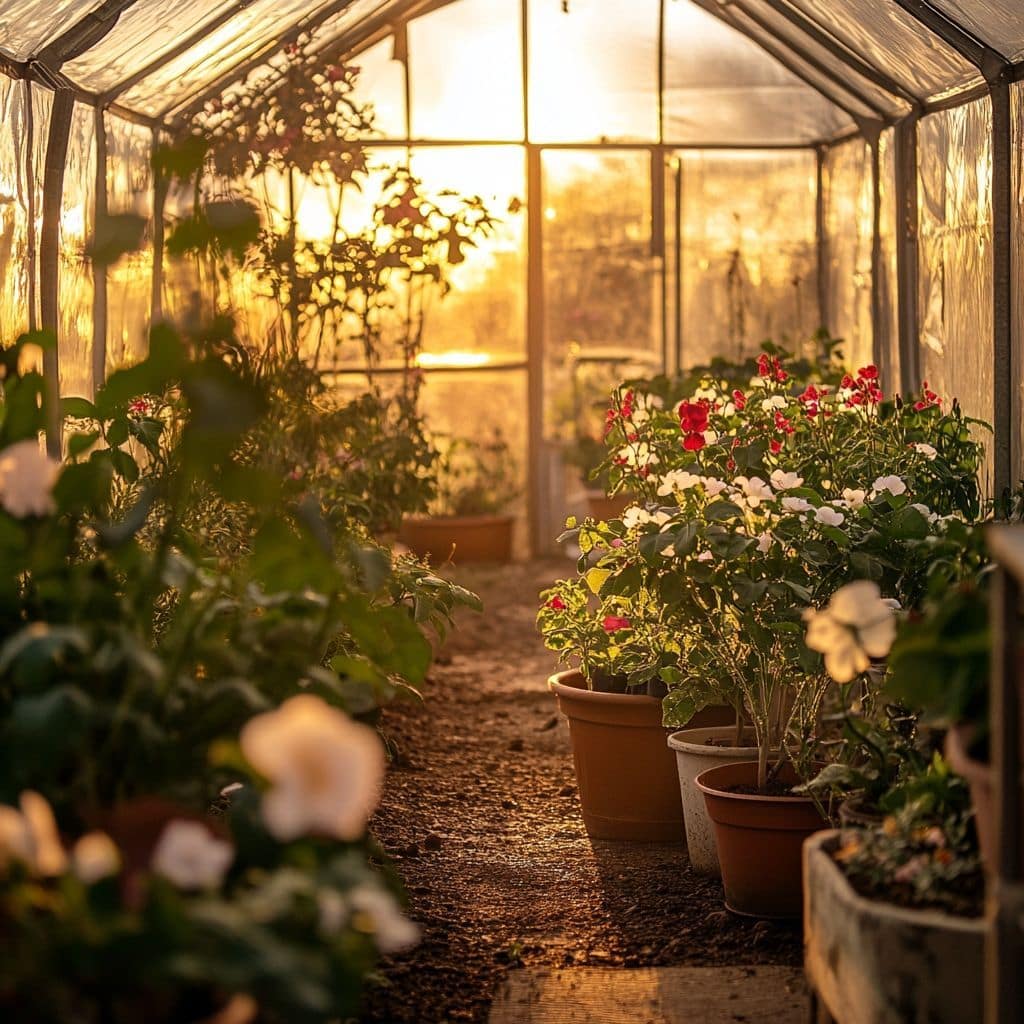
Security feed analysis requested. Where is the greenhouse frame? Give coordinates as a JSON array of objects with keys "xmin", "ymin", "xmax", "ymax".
[{"xmin": 1, "ymin": 0, "xmax": 1023, "ymax": 547}]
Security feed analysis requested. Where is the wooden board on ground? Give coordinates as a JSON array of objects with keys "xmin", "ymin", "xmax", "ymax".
[{"xmin": 489, "ymin": 966, "xmax": 806, "ymax": 1024}]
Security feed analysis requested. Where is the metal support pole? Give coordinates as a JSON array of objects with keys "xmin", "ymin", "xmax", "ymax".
[
  {"xmin": 92, "ymin": 105, "xmax": 108, "ymax": 395},
  {"xmin": 40, "ymin": 89, "xmax": 76, "ymax": 456},
  {"xmin": 23, "ymin": 78, "xmax": 38, "ymax": 332},
  {"xmin": 151, "ymin": 133, "xmax": 168, "ymax": 324},
  {"xmin": 526, "ymin": 143, "xmax": 545, "ymax": 557},
  {"xmin": 868, "ymin": 126, "xmax": 887, "ymax": 374},
  {"xmin": 815, "ymin": 144, "xmax": 829, "ymax": 334},
  {"xmin": 673, "ymin": 157, "xmax": 683, "ymax": 372},
  {"xmin": 893, "ymin": 115, "xmax": 920, "ymax": 394}
]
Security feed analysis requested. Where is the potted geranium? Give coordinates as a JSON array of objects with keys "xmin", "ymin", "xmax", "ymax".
[{"xmin": 400, "ymin": 429, "xmax": 521, "ymax": 564}]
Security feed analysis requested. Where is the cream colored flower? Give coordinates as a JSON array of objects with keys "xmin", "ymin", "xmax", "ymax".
[
  {"xmin": 616, "ymin": 441, "xmax": 660, "ymax": 469},
  {"xmin": 913, "ymin": 443, "xmax": 938, "ymax": 460},
  {"xmin": 804, "ymin": 581, "xmax": 898, "ymax": 683},
  {"xmin": 0, "ymin": 441, "xmax": 60, "ymax": 518},
  {"xmin": 756, "ymin": 531, "xmax": 773, "ymax": 553},
  {"xmin": 656, "ymin": 470, "xmax": 702, "ymax": 496},
  {"xmin": 781, "ymin": 496, "xmax": 812, "ymax": 514},
  {"xmin": 814, "ymin": 506, "xmax": 845, "ymax": 528},
  {"xmin": 769, "ymin": 470, "xmax": 803, "ymax": 491},
  {"xmin": 871, "ymin": 474, "xmax": 907, "ymax": 497},
  {"xmin": 349, "ymin": 884, "xmax": 420, "ymax": 953},
  {"xmin": 241, "ymin": 694, "xmax": 385, "ymax": 842},
  {"xmin": 0, "ymin": 791, "xmax": 67, "ymax": 876},
  {"xmin": 72, "ymin": 831, "xmax": 121, "ymax": 884},
  {"xmin": 733, "ymin": 476, "xmax": 773, "ymax": 508},
  {"xmin": 760, "ymin": 395, "xmax": 787, "ymax": 412},
  {"xmin": 842, "ymin": 488, "xmax": 867, "ymax": 509},
  {"xmin": 152, "ymin": 821, "xmax": 233, "ymax": 890},
  {"xmin": 701, "ymin": 477, "xmax": 728, "ymax": 497}
]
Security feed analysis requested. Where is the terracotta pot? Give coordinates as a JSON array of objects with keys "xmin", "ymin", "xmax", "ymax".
[
  {"xmin": 838, "ymin": 797, "xmax": 885, "ymax": 830},
  {"xmin": 696, "ymin": 760, "xmax": 826, "ymax": 917},
  {"xmin": 549, "ymin": 669, "xmax": 732, "ymax": 841},
  {"xmin": 585, "ymin": 491, "xmax": 633, "ymax": 522},
  {"xmin": 399, "ymin": 514, "xmax": 514, "ymax": 564},
  {"xmin": 944, "ymin": 723, "xmax": 997, "ymax": 868},
  {"xmin": 804, "ymin": 830, "xmax": 984, "ymax": 1024},
  {"xmin": 667, "ymin": 727, "xmax": 759, "ymax": 876}
]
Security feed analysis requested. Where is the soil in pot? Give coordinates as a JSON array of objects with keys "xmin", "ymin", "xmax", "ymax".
[
  {"xmin": 399, "ymin": 514, "xmax": 515, "ymax": 564},
  {"xmin": 668, "ymin": 727, "xmax": 759, "ymax": 876},
  {"xmin": 549, "ymin": 670, "xmax": 732, "ymax": 841},
  {"xmin": 697, "ymin": 760, "xmax": 826, "ymax": 918}
]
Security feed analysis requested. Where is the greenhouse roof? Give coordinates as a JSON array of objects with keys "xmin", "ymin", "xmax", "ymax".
[{"xmin": 1, "ymin": 0, "xmax": 1022, "ymax": 144}]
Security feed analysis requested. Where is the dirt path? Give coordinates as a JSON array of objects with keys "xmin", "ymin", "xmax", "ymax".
[{"xmin": 359, "ymin": 561, "xmax": 801, "ymax": 1024}]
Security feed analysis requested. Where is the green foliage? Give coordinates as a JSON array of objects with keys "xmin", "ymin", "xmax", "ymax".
[{"xmin": 431, "ymin": 429, "xmax": 521, "ymax": 517}]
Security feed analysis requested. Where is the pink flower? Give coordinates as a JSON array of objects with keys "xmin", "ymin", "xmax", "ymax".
[{"xmin": 602, "ymin": 615, "xmax": 631, "ymax": 633}]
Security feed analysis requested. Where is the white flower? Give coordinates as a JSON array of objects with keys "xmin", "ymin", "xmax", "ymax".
[
  {"xmin": 703, "ymin": 429, "xmax": 719, "ymax": 444},
  {"xmin": 842, "ymin": 488, "xmax": 867, "ymax": 509},
  {"xmin": 71, "ymin": 832, "xmax": 120, "ymax": 884},
  {"xmin": 622, "ymin": 505, "xmax": 650, "ymax": 530},
  {"xmin": 241, "ymin": 694, "xmax": 385, "ymax": 842},
  {"xmin": 696, "ymin": 550, "xmax": 713, "ymax": 562},
  {"xmin": 760, "ymin": 395, "xmax": 787, "ymax": 412},
  {"xmin": 748, "ymin": 375, "xmax": 767, "ymax": 390},
  {"xmin": 815, "ymin": 506, "xmax": 846, "ymax": 528},
  {"xmin": 152, "ymin": 821, "xmax": 233, "ymax": 890},
  {"xmin": 0, "ymin": 441, "xmax": 60, "ymax": 518},
  {"xmin": 910, "ymin": 502, "xmax": 940, "ymax": 525},
  {"xmin": 349, "ymin": 884, "xmax": 420, "ymax": 953},
  {"xmin": 0, "ymin": 791, "xmax": 66, "ymax": 876},
  {"xmin": 627, "ymin": 392, "xmax": 662, "ymax": 426},
  {"xmin": 804, "ymin": 580, "xmax": 898, "ymax": 683},
  {"xmin": 913, "ymin": 443, "xmax": 937, "ymax": 460},
  {"xmin": 756, "ymin": 531, "xmax": 773, "ymax": 553},
  {"xmin": 656, "ymin": 470, "xmax": 702, "ymax": 496},
  {"xmin": 691, "ymin": 386, "xmax": 717, "ymax": 403},
  {"xmin": 701, "ymin": 477, "xmax": 728, "ymax": 497},
  {"xmin": 617, "ymin": 441, "xmax": 660, "ymax": 469},
  {"xmin": 769, "ymin": 470, "xmax": 803, "ymax": 491},
  {"xmin": 781, "ymin": 496, "xmax": 813, "ymax": 514},
  {"xmin": 872, "ymin": 475, "xmax": 907, "ymax": 497},
  {"xmin": 660, "ymin": 544, "xmax": 676, "ymax": 557},
  {"xmin": 719, "ymin": 401, "xmax": 736, "ymax": 417},
  {"xmin": 733, "ymin": 476, "xmax": 774, "ymax": 508}
]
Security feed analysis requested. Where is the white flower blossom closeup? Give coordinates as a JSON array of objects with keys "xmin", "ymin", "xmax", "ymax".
[
  {"xmin": 756, "ymin": 531, "xmax": 773, "ymax": 553},
  {"xmin": 241, "ymin": 694, "xmax": 386, "ymax": 842},
  {"xmin": 760, "ymin": 395, "xmax": 787, "ymax": 412},
  {"xmin": 913, "ymin": 443, "xmax": 937, "ymax": 460},
  {"xmin": 701, "ymin": 477, "xmax": 728, "ymax": 497},
  {"xmin": 0, "ymin": 441, "xmax": 60, "ymax": 519},
  {"xmin": 0, "ymin": 791, "xmax": 67, "ymax": 876},
  {"xmin": 842, "ymin": 488, "xmax": 867, "ymax": 509},
  {"xmin": 814, "ymin": 506, "xmax": 845, "ymax": 527},
  {"xmin": 71, "ymin": 831, "xmax": 121, "ymax": 884},
  {"xmin": 152, "ymin": 820, "xmax": 233, "ymax": 890},
  {"xmin": 656, "ymin": 470, "xmax": 702, "ymax": 496},
  {"xmin": 733, "ymin": 476, "xmax": 774, "ymax": 508},
  {"xmin": 769, "ymin": 470, "xmax": 803, "ymax": 491},
  {"xmin": 871, "ymin": 474, "xmax": 907, "ymax": 497},
  {"xmin": 781, "ymin": 496, "xmax": 813, "ymax": 514},
  {"xmin": 617, "ymin": 441, "xmax": 660, "ymax": 469},
  {"xmin": 804, "ymin": 580, "xmax": 898, "ymax": 683}
]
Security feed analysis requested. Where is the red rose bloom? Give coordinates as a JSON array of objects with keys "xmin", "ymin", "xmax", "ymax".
[
  {"xmin": 547, "ymin": 596, "xmax": 567, "ymax": 611},
  {"xmin": 678, "ymin": 399, "xmax": 710, "ymax": 434},
  {"xmin": 602, "ymin": 615, "xmax": 631, "ymax": 633}
]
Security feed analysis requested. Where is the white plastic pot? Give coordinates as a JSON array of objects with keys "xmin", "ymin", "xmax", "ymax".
[{"xmin": 667, "ymin": 726, "xmax": 759, "ymax": 875}]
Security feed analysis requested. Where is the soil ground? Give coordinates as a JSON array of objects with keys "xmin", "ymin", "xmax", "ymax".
[{"xmin": 359, "ymin": 560, "xmax": 801, "ymax": 1024}]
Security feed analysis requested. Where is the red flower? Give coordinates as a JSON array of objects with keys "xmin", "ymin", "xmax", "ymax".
[
  {"xmin": 913, "ymin": 381, "xmax": 942, "ymax": 411},
  {"xmin": 757, "ymin": 354, "xmax": 787, "ymax": 382},
  {"xmin": 770, "ymin": 439, "xmax": 783, "ymax": 454},
  {"xmin": 773, "ymin": 411, "xmax": 795, "ymax": 435},
  {"xmin": 602, "ymin": 615, "xmax": 631, "ymax": 633},
  {"xmin": 682, "ymin": 431, "xmax": 706, "ymax": 452},
  {"xmin": 128, "ymin": 397, "xmax": 150, "ymax": 416},
  {"xmin": 857, "ymin": 364, "xmax": 879, "ymax": 381},
  {"xmin": 678, "ymin": 399, "xmax": 710, "ymax": 434},
  {"xmin": 798, "ymin": 384, "xmax": 819, "ymax": 404},
  {"xmin": 547, "ymin": 596, "xmax": 567, "ymax": 611},
  {"xmin": 732, "ymin": 389, "xmax": 746, "ymax": 411},
  {"xmin": 726, "ymin": 457, "xmax": 736, "ymax": 469},
  {"xmin": 841, "ymin": 374, "xmax": 855, "ymax": 389},
  {"xmin": 757, "ymin": 354, "xmax": 772, "ymax": 377}
]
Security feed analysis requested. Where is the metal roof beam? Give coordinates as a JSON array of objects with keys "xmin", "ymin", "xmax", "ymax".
[
  {"xmin": 32, "ymin": 0, "xmax": 140, "ymax": 70},
  {"xmin": 890, "ymin": 0, "xmax": 1009, "ymax": 77}
]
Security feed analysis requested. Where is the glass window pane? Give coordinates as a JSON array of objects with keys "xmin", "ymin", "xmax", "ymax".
[
  {"xmin": 675, "ymin": 149, "xmax": 819, "ymax": 368},
  {"xmin": 663, "ymin": 0, "xmax": 851, "ymax": 145},
  {"xmin": 528, "ymin": 0, "xmax": 659, "ymax": 143},
  {"xmin": 917, "ymin": 98, "xmax": 994, "ymax": 490},
  {"xmin": 409, "ymin": 0, "xmax": 523, "ymax": 140},
  {"xmin": 823, "ymin": 139, "xmax": 874, "ymax": 371},
  {"xmin": 349, "ymin": 37, "xmax": 406, "ymax": 139}
]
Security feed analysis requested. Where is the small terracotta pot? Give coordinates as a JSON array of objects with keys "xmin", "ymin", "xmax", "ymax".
[
  {"xmin": 667, "ymin": 727, "xmax": 759, "ymax": 876},
  {"xmin": 399, "ymin": 514, "xmax": 514, "ymax": 564},
  {"xmin": 585, "ymin": 491, "xmax": 633, "ymax": 522},
  {"xmin": 696, "ymin": 760, "xmax": 826, "ymax": 917},
  {"xmin": 549, "ymin": 670, "xmax": 732, "ymax": 841}
]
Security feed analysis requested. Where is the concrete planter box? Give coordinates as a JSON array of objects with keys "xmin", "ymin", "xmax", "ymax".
[{"xmin": 804, "ymin": 830, "xmax": 984, "ymax": 1024}]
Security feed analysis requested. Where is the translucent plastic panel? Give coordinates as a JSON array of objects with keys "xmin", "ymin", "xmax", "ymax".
[
  {"xmin": 1013, "ymin": 83, "xmax": 1024, "ymax": 482},
  {"xmin": 0, "ymin": 0, "xmax": 95, "ymax": 60},
  {"xmin": 932, "ymin": 2, "xmax": 1024, "ymax": 62},
  {"xmin": 663, "ymin": 0, "xmax": 851, "ymax": 145},
  {"xmin": 106, "ymin": 116, "xmax": 153, "ymax": 374},
  {"xmin": 823, "ymin": 139, "xmax": 873, "ymax": 371},
  {"xmin": 734, "ymin": 1, "xmax": 910, "ymax": 117},
  {"xmin": 917, "ymin": 99, "xmax": 994, "ymax": 486},
  {"xmin": 348, "ymin": 37, "xmax": 406, "ymax": 139},
  {"xmin": 542, "ymin": 150, "xmax": 660, "ymax": 436},
  {"xmin": 782, "ymin": 0, "xmax": 980, "ymax": 102},
  {"xmin": 63, "ymin": 0, "xmax": 230, "ymax": 94},
  {"xmin": 59, "ymin": 101, "xmax": 96, "ymax": 398},
  {"xmin": 529, "ymin": 0, "xmax": 659, "ymax": 143},
  {"xmin": 675, "ymin": 150, "xmax": 818, "ymax": 369},
  {"xmin": 409, "ymin": 0, "xmax": 523, "ymax": 140},
  {"xmin": 27, "ymin": 84, "xmax": 51, "ymax": 333},
  {"xmin": 121, "ymin": 0, "xmax": 336, "ymax": 118},
  {"xmin": 0, "ymin": 76, "xmax": 29, "ymax": 342},
  {"xmin": 877, "ymin": 129, "xmax": 900, "ymax": 389}
]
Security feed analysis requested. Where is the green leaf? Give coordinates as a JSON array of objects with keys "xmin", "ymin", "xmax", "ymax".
[
  {"xmin": 67, "ymin": 430, "xmax": 100, "ymax": 458},
  {"xmin": 584, "ymin": 567, "xmax": 611, "ymax": 595},
  {"xmin": 61, "ymin": 396, "xmax": 97, "ymax": 419}
]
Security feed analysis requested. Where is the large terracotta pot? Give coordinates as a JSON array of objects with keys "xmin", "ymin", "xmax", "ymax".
[
  {"xmin": 696, "ymin": 760, "xmax": 826, "ymax": 917},
  {"xmin": 804, "ymin": 830, "xmax": 984, "ymax": 1024},
  {"xmin": 399, "ymin": 514, "xmax": 514, "ymax": 564},
  {"xmin": 667, "ymin": 727, "xmax": 759, "ymax": 876},
  {"xmin": 549, "ymin": 670, "xmax": 732, "ymax": 841}
]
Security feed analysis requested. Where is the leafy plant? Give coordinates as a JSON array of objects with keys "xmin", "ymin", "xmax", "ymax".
[{"xmin": 430, "ymin": 430, "xmax": 521, "ymax": 518}]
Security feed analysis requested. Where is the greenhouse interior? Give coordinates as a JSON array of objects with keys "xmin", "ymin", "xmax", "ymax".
[{"xmin": 1, "ymin": 0, "xmax": 1024, "ymax": 1021}]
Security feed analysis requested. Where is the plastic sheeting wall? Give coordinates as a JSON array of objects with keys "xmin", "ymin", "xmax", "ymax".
[
  {"xmin": 676, "ymin": 149, "xmax": 818, "ymax": 368},
  {"xmin": 1012, "ymin": 82, "xmax": 1024, "ymax": 483},
  {"xmin": 878, "ymin": 128, "xmax": 900, "ymax": 388},
  {"xmin": 823, "ymin": 139, "xmax": 873, "ymax": 371},
  {"xmin": 0, "ymin": 77, "xmax": 30, "ymax": 343},
  {"xmin": 917, "ymin": 98, "xmax": 994, "ymax": 489}
]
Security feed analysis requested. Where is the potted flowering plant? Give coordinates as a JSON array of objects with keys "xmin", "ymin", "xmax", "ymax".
[{"xmin": 400, "ymin": 429, "xmax": 521, "ymax": 564}]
